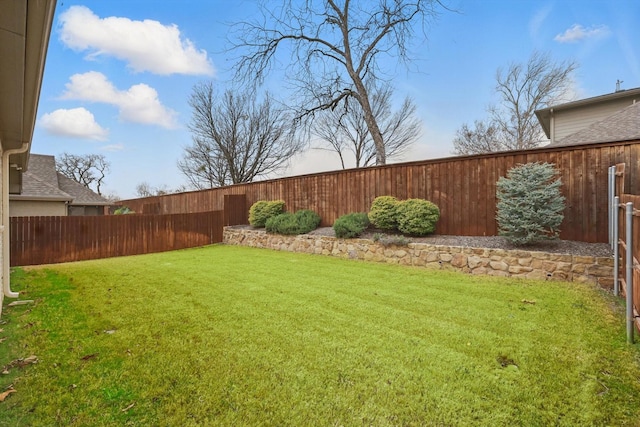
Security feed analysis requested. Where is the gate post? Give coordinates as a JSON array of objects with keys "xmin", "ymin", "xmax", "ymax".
[
  {"xmin": 614, "ymin": 196, "xmax": 620, "ymax": 296},
  {"xmin": 625, "ymin": 202, "xmax": 634, "ymax": 344}
]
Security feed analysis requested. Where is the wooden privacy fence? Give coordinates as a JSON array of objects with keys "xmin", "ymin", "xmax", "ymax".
[
  {"xmin": 10, "ymin": 211, "xmax": 224, "ymax": 266},
  {"xmin": 611, "ymin": 164, "xmax": 640, "ymax": 342},
  {"xmin": 120, "ymin": 140, "xmax": 640, "ymax": 243}
]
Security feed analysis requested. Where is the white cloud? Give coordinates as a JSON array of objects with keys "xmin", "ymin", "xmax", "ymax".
[
  {"xmin": 59, "ymin": 5, "xmax": 215, "ymax": 76},
  {"xmin": 40, "ymin": 108, "xmax": 109, "ymax": 140},
  {"xmin": 61, "ymin": 71, "xmax": 178, "ymax": 128},
  {"xmin": 529, "ymin": 5, "xmax": 552, "ymax": 39},
  {"xmin": 101, "ymin": 143, "xmax": 125, "ymax": 152},
  {"xmin": 554, "ymin": 24, "xmax": 610, "ymax": 43}
]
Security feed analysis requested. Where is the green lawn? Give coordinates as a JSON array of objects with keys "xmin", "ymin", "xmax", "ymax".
[{"xmin": 1, "ymin": 245, "xmax": 639, "ymax": 426}]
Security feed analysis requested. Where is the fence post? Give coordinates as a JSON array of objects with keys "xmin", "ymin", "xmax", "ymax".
[
  {"xmin": 625, "ymin": 202, "xmax": 634, "ymax": 344},
  {"xmin": 614, "ymin": 196, "xmax": 620, "ymax": 296},
  {"xmin": 609, "ymin": 166, "xmax": 615, "ymax": 249}
]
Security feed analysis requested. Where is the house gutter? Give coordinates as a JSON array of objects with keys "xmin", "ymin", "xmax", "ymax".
[{"xmin": 3, "ymin": 143, "xmax": 30, "ymax": 298}]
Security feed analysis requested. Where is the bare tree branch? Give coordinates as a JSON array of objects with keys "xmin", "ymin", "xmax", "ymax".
[
  {"xmin": 453, "ymin": 51, "xmax": 578, "ymax": 155},
  {"xmin": 231, "ymin": 0, "xmax": 444, "ymax": 165},
  {"xmin": 312, "ymin": 81, "xmax": 420, "ymax": 167},
  {"xmin": 178, "ymin": 82, "xmax": 304, "ymax": 189},
  {"xmin": 56, "ymin": 153, "xmax": 110, "ymax": 196}
]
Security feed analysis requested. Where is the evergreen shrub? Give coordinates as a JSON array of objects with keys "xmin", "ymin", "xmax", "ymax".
[
  {"xmin": 496, "ymin": 162, "xmax": 565, "ymax": 245},
  {"xmin": 249, "ymin": 200, "xmax": 285, "ymax": 227},
  {"xmin": 368, "ymin": 196, "xmax": 399, "ymax": 230},
  {"xmin": 333, "ymin": 212, "xmax": 370, "ymax": 238},
  {"xmin": 396, "ymin": 199, "xmax": 440, "ymax": 236},
  {"xmin": 265, "ymin": 209, "xmax": 321, "ymax": 235}
]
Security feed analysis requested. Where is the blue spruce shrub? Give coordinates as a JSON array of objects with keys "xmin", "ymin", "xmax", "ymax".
[
  {"xmin": 496, "ymin": 162, "xmax": 565, "ymax": 245},
  {"xmin": 396, "ymin": 199, "xmax": 440, "ymax": 236}
]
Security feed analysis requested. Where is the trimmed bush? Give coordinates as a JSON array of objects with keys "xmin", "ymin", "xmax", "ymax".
[
  {"xmin": 265, "ymin": 212, "xmax": 299, "ymax": 235},
  {"xmin": 496, "ymin": 162, "xmax": 565, "ymax": 245},
  {"xmin": 249, "ymin": 200, "xmax": 285, "ymax": 227},
  {"xmin": 396, "ymin": 199, "xmax": 440, "ymax": 236},
  {"xmin": 265, "ymin": 209, "xmax": 321, "ymax": 235},
  {"xmin": 294, "ymin": 209, "xmax": 321, "ymax": 234},
  {"xmin": 333, "ymin": 212, "xmax": 370, "ymax": 238},
  {"xmin": 368, "ymin": 196, "xmax": 399, "ymax": 230}
]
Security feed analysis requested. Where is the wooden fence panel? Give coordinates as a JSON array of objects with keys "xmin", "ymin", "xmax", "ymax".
[
  {"xmin": 119, "ymin": 140, "xmax": 640, "ymax": 243},
  {"xmin": 10, "ymin": 211, "xmax": 224, "ymax": 266}
]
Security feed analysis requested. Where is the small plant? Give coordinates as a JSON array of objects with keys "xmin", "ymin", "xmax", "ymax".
[
  {"xmin": 113, "ymin": 206, "xmax": 134, "ymax": 215},
  {"xmin": 396, "ymin": 199, "xmax": 440, "ymax": 236},
  {"xmin": 294, "ymin": 209, "xmax": 321, "ymax": 234},
  {"xmin": 249, "ymin": 200, "xmax": 286, "ymax": 227},
  {"xmin": 372, "ymin": 232, "xmax": 384, "ymax": 242},
  {"xmin": 333, "ymin": 212, "xmax": 370, "ymax": 238},
  {"xmin": 496, "ymin": 162, "xmax": 565, "ymax": 245},
  {"xmin": 368, "ymin": 196, "xmax": 399, "ymax": 230},
  {"xmin": 265, "ymin": 212, "xmax": 299, "ymax": 235},
  {"xmin": 265, "ymin": 209, "xmax": 321, "ymax": 235},
  {"xmin": 377, "ymin": 235, "xmax": 411, "ymax": 247}
]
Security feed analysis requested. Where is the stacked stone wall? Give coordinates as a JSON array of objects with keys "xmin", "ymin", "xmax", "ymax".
[{"xmin": 223, "ymin": 228, "xmax": 613, "ymax": 288}]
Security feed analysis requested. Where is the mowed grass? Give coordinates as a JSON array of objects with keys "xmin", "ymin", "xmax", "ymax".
[{"xmin": 1, "ymin": 245, "xmax": 640, "ymax": 426}]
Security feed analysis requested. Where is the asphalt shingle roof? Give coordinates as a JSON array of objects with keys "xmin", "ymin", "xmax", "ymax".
[
  {"xmin": 551, "ymin": 101, "xmax": 640, "ymax": 147},
  {"xmin": 16, "ymin": 154, "xmax": 110, "ymax": 205}
]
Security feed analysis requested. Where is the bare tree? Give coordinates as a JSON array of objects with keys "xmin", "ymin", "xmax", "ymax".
[
  {"xmin": 232, "ymin": 0, "xmax": 443, "ymax": 165},
  {"xmin": 453, "ymin": 51, "xmax": 578, "ymax": 155},
  {"xmin": 179, "ymin": 82, "xmax": 303, "ymax": 188},
  {"xmin": 452, "ymin": 120, "xmax": 502, "ymax": 156},
  {"xmin": 135, "ymin": 182, "xmax": 176, "ymax": 197},
  {"xmin": 56, "ymin": 153, "xmax": 110, "ymax": 195},
  {"xmin": 312, "ymin": 82, "xmax": 421, "ymax": 168}
]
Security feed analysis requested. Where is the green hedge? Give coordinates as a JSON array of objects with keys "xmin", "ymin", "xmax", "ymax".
[
  {"xmin": 249, "ymin": 200, "xmax": 286, "ymax": 227},
  {"xmin": 368, "ymin": 196, "xmax": 399, "ymax": 230},
  {"xmin": 333, "ymin": 212, "xmax": 370, "ymax": 238}
]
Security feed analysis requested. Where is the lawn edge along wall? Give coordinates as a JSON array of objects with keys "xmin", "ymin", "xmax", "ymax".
[{"xmin": 223, "ymin": 227, "xmax": 613, "ymax": 288}]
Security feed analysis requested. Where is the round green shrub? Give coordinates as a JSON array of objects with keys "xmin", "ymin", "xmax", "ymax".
[
  {"xmin": 368, "ymin": 196, "xmax": 399, "ymax": 230},
  {"xmin": 265, "ymin": 212, "xmax": 299, "ymax": 235},
  {"xmin": 496, "ymin": 162, "xmax": 565, "ymax": 245},
  {"xmin": 396, "ymin": 199, "xmax": 440, "ymax": 236},
  {"xmin": 333, "ymin": 212, "xmax": 370, "ymax": 238},
  {"xmin": 265, "ymin": 209, "xmax": 321, "ymax": 235},
  {"xmin": 294, "ymin": 209, "xmax": 321, "ymax": 234},
  {"xmin": 249, "ymin": 200, "xmax": 285, "ymax": 227}
]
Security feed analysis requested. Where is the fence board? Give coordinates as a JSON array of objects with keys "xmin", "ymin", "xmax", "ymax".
[{"xmin": 10, "ymin": 211, "xmax": 224, "ymax": 266}]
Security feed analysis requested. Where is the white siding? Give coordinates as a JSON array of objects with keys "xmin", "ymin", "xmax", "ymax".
[
  {"xmin": 9, "ymin": 200, "xmax": 67, "ymax": 217},
  {"xmin": 553, "ymin": 98, "xmax": 638, "ymax": 142}
]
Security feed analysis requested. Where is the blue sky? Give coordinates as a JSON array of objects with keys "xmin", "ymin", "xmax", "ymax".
[{"xmin": 32, "ymin": 0, "xmax": 640, "ymax": 199}]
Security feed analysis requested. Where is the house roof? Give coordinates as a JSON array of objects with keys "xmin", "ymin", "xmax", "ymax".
[
  {"xmin": 10, "ymin": 154, "xmax": 111, "ymax": 206},
  {"xmin": 551, "ymin": 101, "xmax": 640, "ymax": 147},
  {"xmin": 535, "ymin": 87, "xmax": 640, "ymax": 138}
]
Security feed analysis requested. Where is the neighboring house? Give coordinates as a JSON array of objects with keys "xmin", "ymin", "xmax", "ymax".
[
  {"xmin": 535, "ymin": 87, "xmax": 640, "ymax": 145},
  {"xmin": 9, "ymin": 154, "xmax": 111, "ymax": 217}
]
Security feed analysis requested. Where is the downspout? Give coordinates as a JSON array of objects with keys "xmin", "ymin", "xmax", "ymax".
[{"xmin": 3, "ymin": 143, "xmax": 29, "ymax": 298}]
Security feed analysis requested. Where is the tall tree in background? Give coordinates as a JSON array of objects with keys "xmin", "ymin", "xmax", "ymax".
[
  {"xmin": 56, "ymin": 153, "xmax": 109, "ymax": 196},
  {"xmin": 178, "ymin": 82, "xmax": 303, "ymax": 189},
  {"xmin": 453, "ymin": 51, "xmax": 578, "ymax": 155},
  {"xmin": 232, "ymin": 0, "xmax": 443, "ymax": 165},
  {"xmin": 312, "ymin": 82, "xmax": 421, "ymax": 168}
]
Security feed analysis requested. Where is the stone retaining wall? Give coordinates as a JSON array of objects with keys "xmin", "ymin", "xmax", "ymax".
[{"xmin": 223, "ymin": 228, "xmax": 614, "ymax": 288}]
